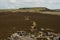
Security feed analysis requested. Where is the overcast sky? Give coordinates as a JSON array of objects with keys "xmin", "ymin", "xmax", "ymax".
[{"xmin": 0, "ymin": 0, "xmax": 60, "ymax": 9}]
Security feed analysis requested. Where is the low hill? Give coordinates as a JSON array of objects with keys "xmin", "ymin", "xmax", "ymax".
[{"xmin": 19, "ymin": 7, "xmax": 50, "ymax": 11}]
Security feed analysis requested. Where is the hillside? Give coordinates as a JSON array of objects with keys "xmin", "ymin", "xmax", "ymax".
[{"xmin": 19, "ymin": 7, "xmax": 50, "ymax": 11}]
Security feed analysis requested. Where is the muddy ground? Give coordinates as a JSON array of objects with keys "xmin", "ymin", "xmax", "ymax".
[{"xmin": 0, "ymin": 12, "xmax": 60, "ymax": 39}]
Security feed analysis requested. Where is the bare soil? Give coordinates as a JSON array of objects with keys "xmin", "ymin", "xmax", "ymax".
[{"xmin": 0, "ymin": 12, "xmax": 60, "ymax": 39}]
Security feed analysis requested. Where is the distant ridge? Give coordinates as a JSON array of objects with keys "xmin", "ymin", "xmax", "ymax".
[
  {"xmin": 19, "ymin": 7, "xmax": 60, "ymax": 12},
  {"xmin": 19, "ymin": 7, "xmax": 50, "ymax": 11}
]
